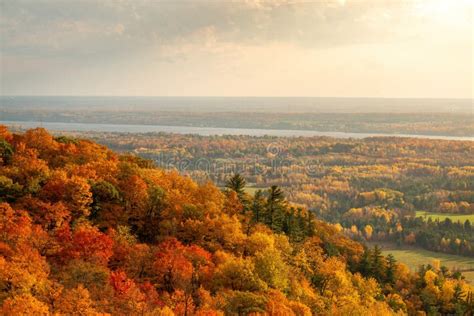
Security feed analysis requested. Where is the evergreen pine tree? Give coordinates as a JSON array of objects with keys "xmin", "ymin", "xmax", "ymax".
[
  {"xmin": 385, "ymin": 254, "xmax": 397, "ymax": 284},
  {"xmin": 226, "ymin": 173, "xmax": 246, "ymax": 196},
  {"xmin": 359, "ymin": 248, "xmax": 373, "ymax": 277},
  {"xmin": 251, "ymin": 190, "xmax": 266, "ymax": 223},
  {"xmin": 371, "ymin": 245, "xmax": 386, "ymax": 282},
  {"xmin": 226, "ymin": 173, "xmax": 249, "ymax": 209},
  {"xmin": 265, "ymin": 185, "xmax": 286, "ymax": 233}
]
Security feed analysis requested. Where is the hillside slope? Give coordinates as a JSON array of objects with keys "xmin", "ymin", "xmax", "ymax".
[{"xmin": 0, "ymin": 126, "xmax": 472, "ymax": 315}]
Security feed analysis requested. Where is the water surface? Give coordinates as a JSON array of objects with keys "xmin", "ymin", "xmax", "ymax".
[{"xmin": 2, "ymin": 120, "xmax": 472, "ymax": 141}]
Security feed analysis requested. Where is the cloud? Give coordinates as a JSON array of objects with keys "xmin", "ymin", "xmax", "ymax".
[
  {"xmin": 0, "ymin": 0, "xmax": 472, "ymax": 97},
  {"xmin": 0, "ymin": 0, "xmax": 424, "ymax": 57}
]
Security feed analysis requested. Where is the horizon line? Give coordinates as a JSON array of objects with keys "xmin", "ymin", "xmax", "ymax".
[{"xmin": 0, "ymin": 95, "xmax": 472, "ymax": 100}]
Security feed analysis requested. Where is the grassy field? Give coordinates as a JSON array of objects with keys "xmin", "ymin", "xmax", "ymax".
[
  {"xmin": 416, "ymin": 211, "xmax": 474, "ymax": 224},
  {"xmin": 218, "ymin": 186, "xmax": 266, "ymax": 195},
  {"xmin": 372, "ymin": 243, "xmax": 474, "ymax": 284},
  {"xmin": 462, "ymin": 272, "xmax": 474, "ymax": 285},
  {"xmin": 244, "ymin": 187, "xmax": 267, "ymax": 195}
]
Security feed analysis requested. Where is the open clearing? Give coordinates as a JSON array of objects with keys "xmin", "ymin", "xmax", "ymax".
[
  {"xmin": 416, "ymin": 211, "xmax": 474, "ymax": 224},
  {"xmin": 370, "ymin": 242, "xmax": 474, "ymax": 284}
]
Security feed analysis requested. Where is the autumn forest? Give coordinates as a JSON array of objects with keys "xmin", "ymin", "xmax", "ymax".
[
  {"xmin": 1, "ymin": 126, "xmax": 473, "ymax": 315},
  {"xmin": 2, "ymin": 0, "xmax": 473, "ymax": 314}
]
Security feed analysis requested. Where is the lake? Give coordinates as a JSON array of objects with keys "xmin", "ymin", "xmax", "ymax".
[{"xmin": 1, "ymin": 120, "xmax": 473, "ymax": 141}]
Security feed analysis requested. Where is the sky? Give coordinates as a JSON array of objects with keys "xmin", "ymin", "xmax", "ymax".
[{"xmin": 0, "ymin": 0, "xmax": 472, "ymax": 98}]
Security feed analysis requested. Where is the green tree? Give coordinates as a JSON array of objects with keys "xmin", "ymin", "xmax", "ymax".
[
  {"xmin": 226, "ymin": 174, "xmax": 247, "ymax": 201},
  {"xmin": 371, "ymin": 246, "xmax": 386, "ymax": 282},
  {"xmin": 385, "ymin": 254, "xmax": 396, "ymax": 284},
  {"xmin": 0, "ymin": 139, "xmax": 13, "ymax": 165},
  {"xmin": 251, "ymin": 190, "xmax": 265, "ymax": 223},
  {"xmin": 265, "ymin": 185, "xmax": 286, "ymax": 232},
  {"xmin": 0, "ymin": 176, "xmax": 23, "ymax": 202},
  {"xmin": 91, "ymin": 180, "xmax": 121, "ymax": 216},
  {"xmin": 359, "ymin": 248, "xmax": 373, "ymax": 277},
  {"xmin": 139, "ymin": 185, "xmax": 165, "ymax": 242}
]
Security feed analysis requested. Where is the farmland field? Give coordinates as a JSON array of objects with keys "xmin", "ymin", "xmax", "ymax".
[
  {"xmin": 370, "ymin": 243, "xmax": 474, "ymax": 284},
  {"xmin": 219, "ymin": 186, "xmax": 266, "ymax": 195},
  {"xmin": 462, "ymin": 272, "xmax": 474, "ymax": 288},
  {"xmin": 244, "ymin": 186, "xmax": 267, "ymax": 195},
  {"xmin": 416, "ymin": 211, "xmax": 474, "ymax": 224}
]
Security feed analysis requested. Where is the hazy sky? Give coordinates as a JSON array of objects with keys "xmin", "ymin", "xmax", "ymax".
[{"xmin": 0, "ymin": 0, "xmax": 472, "ymax": 97}]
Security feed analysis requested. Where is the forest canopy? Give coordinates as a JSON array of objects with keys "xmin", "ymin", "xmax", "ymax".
[{"xmin": 0, "ymin": 126, "xmax": 473, "ymax": 315}]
